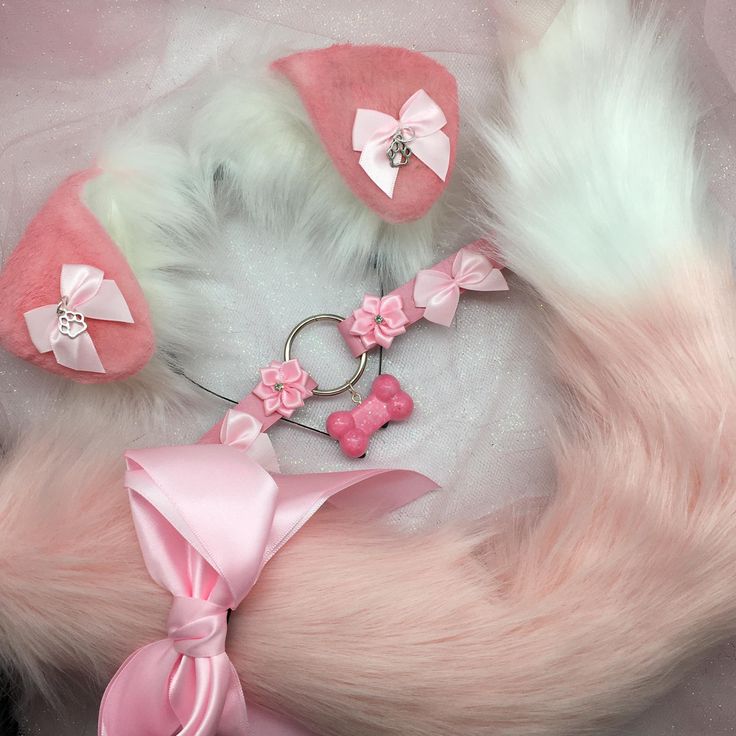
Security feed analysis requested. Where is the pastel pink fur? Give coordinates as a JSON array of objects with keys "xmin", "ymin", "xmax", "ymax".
[
  {"xmin": 2, "ymin": 259, "xmax": 736, "ymax": 735},
  {"xmin": 272, "ymin": 45, "xmax": 458, "ymax": 224},
  {"xmin": 236, "ymin": 261, "xmax": 736, "ymax": 735},
  {"xmin": 0, "ymin": 169, "xmax": 154, "ymax": 382}
]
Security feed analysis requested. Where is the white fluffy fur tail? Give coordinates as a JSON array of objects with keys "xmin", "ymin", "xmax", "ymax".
[{"xmin": 481, "ymin": 0, "xmax": 717, "ymax": 302}]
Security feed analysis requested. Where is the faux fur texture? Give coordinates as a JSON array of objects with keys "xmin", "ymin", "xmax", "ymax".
[
  {"xmin": 189, "ymin": 74, "xmax": 448, "ymax": 284},
  {"xmin": 273, "ymin": 45, "xmax": 459, "ymax": 224},
  {"xmin": 84, "ymin": 131, "xmax": 217, "ymax": 375},
  {"xmin": 2, "ymin": 2, "xmax": 736, "ymax": 736},
  {"xmin": 0, "ymin": 169, "xmax": 155, "ymax": 383},
  {"xmin": 68, "ymin": 130, "xmax": 222, "ymax": 428},
  {"xmin": 0, "ymin": 129, "xmax": 219, "ymax": 435},
  {"xmin": 5, "ymin": 261, "xmax": 736, "ymax": 736},
  {"xmin": 479, "ymin": 0, "xmax": 714, "ymax": 303},
  {"xmin": 247, "ymin": 259, "xmax": 736, "ymax": 736}
]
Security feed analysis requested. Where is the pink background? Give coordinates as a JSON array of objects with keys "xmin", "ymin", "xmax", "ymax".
[{"xmin": 2, "ymin": 1, "xmax": 736, "ymax": 734}]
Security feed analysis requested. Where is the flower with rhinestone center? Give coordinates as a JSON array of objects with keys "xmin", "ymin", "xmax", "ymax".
[
  {"xmin": 350, "ymin": 294, "xmax": 409, "ymax": 350},
  {"xmin": 253, "ymin": 359, "xmax": 312, "ymax": 417}
]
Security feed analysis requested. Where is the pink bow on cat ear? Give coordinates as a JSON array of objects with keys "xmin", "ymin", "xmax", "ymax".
[
  {"xmin": 23, "ymin": 263, "xmax": 134, "ymax": 374},
  {"xmin": 0, "ymin": 169, "xmax": 154, "ymax": 382},
  {"xmin": 352, "ymin": 89, "xmax": 451, "ymax": 198},
  {"xmin": 272, "ymin": 44, "xmax": 459, "ymax": 224}
]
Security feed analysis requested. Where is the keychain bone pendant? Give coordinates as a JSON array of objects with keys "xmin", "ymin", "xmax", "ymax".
[{"xmin": 327, "ymin": 375, "xmax": 413, "ymax": 458}]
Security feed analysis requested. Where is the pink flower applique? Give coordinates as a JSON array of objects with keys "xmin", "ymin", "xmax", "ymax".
[
  {"xmin": 253, "ymin": 359, "xmax": 312, "ymax": 417},
  {"xmin": 350, "ymin": 294, "xmax": 408, "ymax": 349}
]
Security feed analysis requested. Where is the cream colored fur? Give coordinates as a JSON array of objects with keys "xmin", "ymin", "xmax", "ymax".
[
  {"xmin": 189, "ymin": 75, "xmax": 447, "ymax": 284},
  {"xmin": 479, "ymin": 0, "xmax": 717, "ymax": 302}
]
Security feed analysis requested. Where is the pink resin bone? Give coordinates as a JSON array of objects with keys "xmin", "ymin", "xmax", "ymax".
[{"xmin": 326, "ymin": 375, "xmax": 413, "ymax": 458}]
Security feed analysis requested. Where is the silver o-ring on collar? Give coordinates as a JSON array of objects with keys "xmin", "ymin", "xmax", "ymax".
[{"xmin": 283, "ymin": 314, "xmax": 368, "ymax": 397}]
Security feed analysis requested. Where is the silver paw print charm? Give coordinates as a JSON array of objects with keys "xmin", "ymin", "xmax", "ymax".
[
  {"xmin": 57, "ymin": 300, "xmax": 88, "ymax": 339},
  {"xmin": 387, "ymin": 131, "xmax": 413, "ymax": 168}
]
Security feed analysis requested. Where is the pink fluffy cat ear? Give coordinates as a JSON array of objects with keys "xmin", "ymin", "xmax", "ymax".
[
  {"xmin": 0, "ymin": 132, "xmax": 215, "ymax": 386},
  {"xmin": 272, "ymin": 44, "xmax": 459, "ymax": 224},
  {"xmin": 0, "ymin": 169, "xmax": 154, "ymax": 383}
]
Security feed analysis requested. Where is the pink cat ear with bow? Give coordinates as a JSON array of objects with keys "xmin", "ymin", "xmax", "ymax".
[
  {"xmin": 0, "ymin": 169, "xmax": 154, "ymax": 382},
  {"xmin": 272, "ymin": 44, "xmax": 459, "ymax": 224}
]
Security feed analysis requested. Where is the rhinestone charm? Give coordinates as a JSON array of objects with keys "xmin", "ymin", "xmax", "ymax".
[
  {"xmin": 374, "ymin": 315, "xmax": 384, "ymax": 324},
  {"xmin": 274, "ymin": 382, "xmax": 284, "ymax": 392}
]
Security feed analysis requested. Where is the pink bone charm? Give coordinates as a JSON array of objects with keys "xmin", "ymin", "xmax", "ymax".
[{"xmin": 326, "ymin": 374, "xmax": 413, "ymax": 458}]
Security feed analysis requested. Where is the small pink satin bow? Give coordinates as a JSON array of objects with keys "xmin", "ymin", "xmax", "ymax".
[
  {"xmin": 99, "ymin": 410, "xmax": 436, "ymax": 736},
  {"xmin": 352, "ymin": 89, "xmax": 450, "ymax": 198},
  {"xmin": 23, "ymin": 264, "xmax": 133, "ymax": 373},
  {"xmin": 219, "ymin": 409, "xmax": 280, "ymax": 472},
  {"xmin": 413, "ymin": 247, "xmax": 508, "ymax": 326}
]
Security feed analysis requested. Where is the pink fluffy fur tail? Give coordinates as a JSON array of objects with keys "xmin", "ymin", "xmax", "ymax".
[
  {"xmin": 3, "ymin": 262, "xmax": 736, "ymax": 736},
  {"xmin": 2, "ymin": 2, "xmax": 735, "ymax": 736}
]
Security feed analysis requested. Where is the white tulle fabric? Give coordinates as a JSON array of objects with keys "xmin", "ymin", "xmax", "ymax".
[{"xmin": 2, "ymin": 1, "xmax": 736, "ymax": 735}]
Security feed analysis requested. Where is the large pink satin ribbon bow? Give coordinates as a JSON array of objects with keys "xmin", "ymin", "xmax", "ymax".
[
  {"xmin": 352, "ymin": 89, "xmax": 450, "ymax": 198},
  {"xmin": 413, "ymin": 247, "xmax": 508, "ymax": 326},
  {"xmin": 99, "ymin": 411, "xmax": 436, "ymax": 736},
  {"xmin": 23, "ymin": 263, "xmax": 133, "ymax": 373}
]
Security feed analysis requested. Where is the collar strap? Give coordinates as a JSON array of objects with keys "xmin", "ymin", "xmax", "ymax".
[
  {"xmin": 338, "ymin": 239, "xmax": 505, "ymax": 356},
  {"xmin": 200, "ymin": 239, "xmax": 507, "ymax": 443}
]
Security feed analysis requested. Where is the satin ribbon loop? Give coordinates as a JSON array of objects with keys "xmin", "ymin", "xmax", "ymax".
[
  {"xmin": 99, "ymin": 441, "xmax": 437, "ymax": 736},
  {"xmin": 352, "ymin": 89, "xmax": 451, "ymax": 198},
  {"xmin": 413, "ymin": 247, "xmax": 509, "ymax": 326},
  {"xmin": 23, "ymin": 263, "xmax": 134, "ymax": 373},
  {"xmin": 220, "ymin": 409, "xmax": 262, "ymax": 449},
  {"xmin": 99, "ymin": 445, "xmax": 277, "ymax": 736},
  {"xmin": 220, "ymin": 409, "xmax": 280, "ymax": 473},
  {"xmin": 168, "ymin": 596, "xmax": 229, "ymax": 658}
]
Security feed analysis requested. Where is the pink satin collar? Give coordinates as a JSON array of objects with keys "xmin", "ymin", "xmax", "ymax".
[
  {"xmin": 339, "ymin": 239, "xmax": 508, "ymax": 356},
  {"xmin": 195, "ymin": 240, "xmax": 508, "ymax": 445},
  {"xmin": 99, "ymin": 409, "xmax": 436, "ymax": 736}
]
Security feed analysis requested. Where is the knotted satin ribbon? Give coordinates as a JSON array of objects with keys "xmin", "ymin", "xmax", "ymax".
[
  {"xmin": 99, "ymin": 410, "xmax": 436, "ymax": 736},
  {"xmin": 352, "ymin": 89, "xmax": 450, "ymax": 198},
  {"xmin": 23, "ymin": 263, "xmax": 133, "ymax": 373},
  {"xmin": 413, "ymin": 247, "xmax": 508, "ymax": 326}
]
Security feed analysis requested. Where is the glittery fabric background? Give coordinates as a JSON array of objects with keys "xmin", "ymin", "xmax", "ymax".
[{"xmin": 2, "ymin": 1, "xmax": 736, "ymax": 734}]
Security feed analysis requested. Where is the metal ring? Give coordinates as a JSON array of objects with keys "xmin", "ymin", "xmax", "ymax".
[
  {"xmin": 398, "ymin": 126, "xmax": 416, "ymax": 144},
  {"xmin": 283, "ymin": 314, "xmax": 368, "ymax": 397}
]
